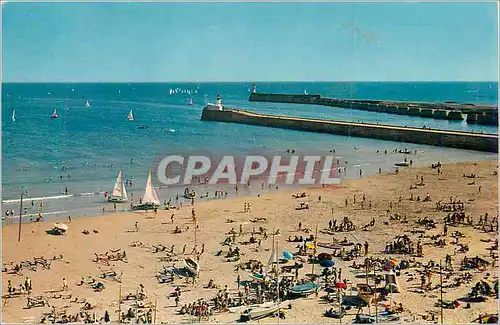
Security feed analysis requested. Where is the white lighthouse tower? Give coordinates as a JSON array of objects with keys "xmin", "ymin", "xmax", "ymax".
[{"xmin": 216, "ymin": 94, "xmax": 223, "ymax": 110}]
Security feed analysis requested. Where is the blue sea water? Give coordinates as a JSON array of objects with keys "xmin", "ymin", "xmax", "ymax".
[{"xmin": 1, "ymin": 82, "xmax": 498, "ymax": 222}]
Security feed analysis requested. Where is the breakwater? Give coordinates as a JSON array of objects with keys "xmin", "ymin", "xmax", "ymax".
[
  {"xmin": 201, "ymin": 106, "xmax": 498, "ymax": 153},
  {"xmin": 248, "ymin": 92, "xmax": 499, "ymax": 126}
]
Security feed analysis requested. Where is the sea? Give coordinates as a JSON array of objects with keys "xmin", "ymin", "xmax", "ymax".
[{"xmin": 1, "ymin": 82, "xmax": 498, "ymax": 223}]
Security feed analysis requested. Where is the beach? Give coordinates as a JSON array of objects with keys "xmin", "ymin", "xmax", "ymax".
[{"xmin": 2, "ymin": 159, "xmax": 498, "ymax": 324}]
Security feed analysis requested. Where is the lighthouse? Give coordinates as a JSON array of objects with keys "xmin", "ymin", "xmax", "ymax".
[{"xmin": 216, "ymin": 94, "xmax": 223, "ymax": 110}]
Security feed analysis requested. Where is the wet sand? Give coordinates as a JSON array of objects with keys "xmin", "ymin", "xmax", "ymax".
[{"xmin": 2, "ymin": 160, "xmax": 498, "ymax": 324}]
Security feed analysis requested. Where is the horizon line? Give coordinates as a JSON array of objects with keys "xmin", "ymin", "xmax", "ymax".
[{"xmin": 2, "ymin": 80, "xmax": 499, "ymax": 84}]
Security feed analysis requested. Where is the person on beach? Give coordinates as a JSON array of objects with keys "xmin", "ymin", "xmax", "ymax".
[
  {"xmin": 135, "ymin": 222, "xmax": 139, "ymax": 232},
  {"xmin": 7, "ymin": 280, "xmax": 13, "ymax": 294},
  {"xmin": 62, "ymin": 277, "xmax": 68, "ymax": 291}
]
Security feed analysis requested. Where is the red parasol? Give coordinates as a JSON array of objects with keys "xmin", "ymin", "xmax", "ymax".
[{"xmin": 335, "ymin": 282, "xmax": 347, "ymax": 289}]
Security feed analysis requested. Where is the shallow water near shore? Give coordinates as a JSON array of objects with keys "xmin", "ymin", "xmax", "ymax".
[{"xmin": 2, "ymin": 82, "xmax": 498, "ymax": 222}]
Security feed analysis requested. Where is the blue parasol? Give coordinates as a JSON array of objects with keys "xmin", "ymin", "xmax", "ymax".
[
  {"xmin": 320, "ymin": 259, "xmax": 335, "ymax": 268},
  {"xmin": 283, "ymin": 251, "xmax": 293, "ymax": 260}
]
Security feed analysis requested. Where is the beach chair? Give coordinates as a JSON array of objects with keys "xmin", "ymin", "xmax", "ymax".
[
  {"xmin": 26, "ymin": 296, "xmax": 48, "ymax": 308},
  {"xmin": 99, "ymin": 267, "xmax": 123, "ymax": 283}
]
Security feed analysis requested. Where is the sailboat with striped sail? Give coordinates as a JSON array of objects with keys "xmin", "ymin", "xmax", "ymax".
[
  {"xmin": 133, "ymin": 170, "xmax": 161, "ymax": 210},
  {"xmin": 108, "ymin": 171, "xmax": 128, "ymax": 203},
  {"xmin": 51, "ymin": 108, "xmax": 58, "ymax": 119},
  {"xmin": 127, "ymin": 110, "xmax": 134, "ymax": 121}
]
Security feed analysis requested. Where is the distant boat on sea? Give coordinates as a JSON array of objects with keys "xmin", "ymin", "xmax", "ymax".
[
  {"xmin": 51, "ymin": 108, "xmax": 58, "ymax": 119},
  {"xmin": 127, "ymin": 110, "xmax": 134, "ymax": 121},
  {"xmin": 12, "ymin": 109, "xmax": 16, "ymax": 122},
  {"xmin": 304, "ymin": 89, "xmax": 308, "ymax": 95},
  {"xmin": 85, "ymin": 100, "xmax": 91, "ymax": 108},
  {"xmin": 188, "ymin": 98, "xmax": 194, "ymax": 105}
]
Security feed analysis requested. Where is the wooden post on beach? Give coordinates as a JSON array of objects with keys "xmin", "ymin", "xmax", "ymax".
[
  {"xmin": 18, "ymin": 193, "xmax": 24, "ymax": 242},
  {"xmin": 374, "ymin": 267, "xmax": 378, "ymax": 324},
  {"xmin": 311, "ymin": 224, "xmax": 318, "ymax": 277},
  {"xmin": 440, "ymin": 260, "xmax": 444, "ymax": 324},
  {"xmin": 154, "ymin": 299, "xmax": 157, "ymax": 323},
  {"xmin": 118, "ymin": 283, "xmax": 122, "ymax": 323}
]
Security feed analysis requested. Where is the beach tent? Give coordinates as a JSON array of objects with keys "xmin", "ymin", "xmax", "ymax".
[{"xmin": 384, "ymin": 270, "xmax": 400, "ymax": 293}]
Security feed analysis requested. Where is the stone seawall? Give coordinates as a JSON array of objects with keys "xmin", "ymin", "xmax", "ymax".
[
  {"xmin": 249, "ymin": 92, "xmax": 496, "ymax": 125},
  {"xmin": 201, "ymin": 107, "xmax": 498, "ymax": 153}
]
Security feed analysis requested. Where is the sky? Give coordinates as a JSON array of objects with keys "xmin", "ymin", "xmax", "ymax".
[{"xmin": 1, "ymin": 1, "xmax": 499, "ymax": 82}]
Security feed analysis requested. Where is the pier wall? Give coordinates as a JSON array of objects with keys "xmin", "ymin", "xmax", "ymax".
[
  {"xmin": 249, "ymin": 93, "xmax": 321, "ymax": 104},
  {"xmin": 201, "ymin": 107, "xmax": 498, "ymax": 153},
  {"xmin": 248, "ymin": 93, "xmax": 496, "ymax": 125}
]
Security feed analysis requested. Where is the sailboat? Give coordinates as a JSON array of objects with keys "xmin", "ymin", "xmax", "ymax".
[
  {"xmin": 127, "ymin": 110, "xmax": 134, "ymax": 121},
  {"xmin": 12, "ymin": 109, "xmax": 16, "ymax": 122},
  {"xmin": 188, "ymin": 98, "xmax": 194, "ymax": 106},
  {"xmin": 241, "ymin": 240, "xmax": 286, "ymax": 322},
  {"xmin": 85, "ymin": 100, "xmax": 91, "ymax": 108},
  {"xmin": 133, "ymin": 170, "xmax": 161, "ymax": 210},
  {"xmin": 108, "ymin": 171, "xmax": 128, "ymax": 203},
  {"xmin": 249, "ymin": 234, "xmax": 276, "ymax": 282},
  {"xmin": 51, "ymin": 108, "xmax": 58, "ymax": 119}
]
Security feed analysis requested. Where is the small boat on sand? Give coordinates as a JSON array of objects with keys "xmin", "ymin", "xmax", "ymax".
[
  {"xmin": 240, "ymin": 301, "xmax": 288, "ymax": 322},
  {"xmin": 395, "ymin": 162, "xmax": 410, "ymax": 167},
  {"xmin": 317, "ymin": 242, "xmax": 342, "ymax": 250},
  {"xmin": 289, "ymin": 281, "xmax": 319, "ymax": 296},
  {"xmin": 249, "ymin": 272, "xmax": 266, "ymax": 282},
  {"xmin": 184, "ymin": 257, "xmax": 200, "ymax": 276}
]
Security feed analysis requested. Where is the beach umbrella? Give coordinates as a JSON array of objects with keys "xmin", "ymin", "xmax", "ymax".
[
  {"xmin": 317, "ymin": 252, "xmax": 333, "ymax": 261},
  {"xmin": 283, "ymin": 251, "xmax": 293, "ymax": 261},
  {"xmin": 305, "ymin": 242, "xmax": 316, "ymax": 250},
  {"xmin": 335, "ymin": 282, "xmax": 347, "ymax": 289},
  {"xmin": 385, "ymin": 259, "xmax": 398, "ymax": 267},
  {"xmin": 320, "ymin": 259, "xmax": 335, "ymax": 268}
]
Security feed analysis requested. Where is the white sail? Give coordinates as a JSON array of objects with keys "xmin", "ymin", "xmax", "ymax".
[
  {"xmin": 51, "ymin": 108, "xmax": 58, "ymax": 118},
  {"xmin": 85, "ymin": 100, "xmax": 91, "ymax": 108},
  {"xmin": 127, "ymin": 110, "xmax": 134, "ymax": 121},
  {"xmin": 265, "ymin": 240, "xmax": 277, "ymax": 274},
  {"xmin": 12, "ymin": 109, "xmax": 16, "ymax": 122},
  {"xmin": 142, "ymin": 170, "xmax": 160, "ymax": 205},
  {"xmin": 110, "ymin": 171, "xmax": 128, "ymax": 200}
]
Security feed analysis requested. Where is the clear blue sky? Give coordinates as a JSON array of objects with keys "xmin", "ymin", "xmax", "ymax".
[{"xmin": 2, "ymin": 1, "xmax": 498, "ymax": 82}]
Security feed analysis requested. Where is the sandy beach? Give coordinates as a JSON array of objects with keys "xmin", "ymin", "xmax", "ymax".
[{"xmin": 2, "ymin": 160, "xmax": 498, "ymax": 324}]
